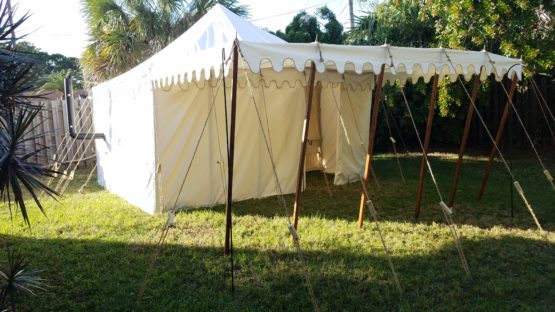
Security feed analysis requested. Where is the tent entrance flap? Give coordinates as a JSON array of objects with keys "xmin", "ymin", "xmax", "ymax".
[{"xmin": 305, "ymin": 82, "xmax": 323, "ymax": 172}]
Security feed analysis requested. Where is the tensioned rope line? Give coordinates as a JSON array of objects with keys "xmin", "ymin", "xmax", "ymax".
[
  {"xmin": 527, "ymin": 76, "xmax": 555, "ymax": 142},
  {"xmin": 528, "ymin": 79, "xmax": 555, "ymax": 142},
  {"xmin": 484, "ymin": 53, "xmax": 555, "ymax": 192},
  {"xmin": 259, "ymin": 75, "xmax": 318, "ymax": 201},
  {"xmin": 42, "ymin": 102, "xmax": 97, "ymax": 204},
  {"xmin": 524, "ymin": 69, "xmax": 555, "ymax": 142},
  {"xmin": 328, "ymin": 82, "xmax": 403, "ymax": 294},
  {"xmin": 340, "ymin": 79, "xmax": 381, "ymax": 188},
  {"xmin": 49, "ymin": 98, "xmax": 91, "ymax": 170},
  {"xmin": 441, "ymin": 50, "xmax": 544, "ymax": 233},
  {"xmin": 525, "ymin": 69, "xmax": 555, "ymax": 123},
  {"xmin": 135, "ymin": 73, "xmax": 225, "ymax": 308},
  {"xmin": 58, "ymin": 115, "xmax": 100, "ymax": 195},
  {"xmin": 385, "ymin": 99, "xmax": 410, "ymax": 154},
  {"xmin": 55, "ymin": 108, "xmax": 98, "ymax": 194},
  {"xmin": 240, "ymin": 59, "xmax": 320, "ymax": 312},
  {"xmin": 68, "ymin": 163, "xmax": 98, "ymax": 213},
  {"xmin": 52, "ymin": 100, "xmax": 96, "ymax": 192},
  {"xmin": 248, "ymin": 0, "xmax": 337, "ymax": 22},
  {"xmin": 386, "ymin": 46, "xmax": 470, "ymax": 273},
  {"xmin": 380, "ymin": 92, "xmax": 406, "ymax": 184},
  {"xmin": 42, "ymin": 98, "xmax": 94, "ymax": 191},
  {"xmin": 210, "ymin": 82, "xmax": 229, "ymax": 196},
  {"xmin": 398, "ymin": 83, "xmax": 470, "ymax": 273}
]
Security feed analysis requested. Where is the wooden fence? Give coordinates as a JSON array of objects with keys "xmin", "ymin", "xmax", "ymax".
[
  {"xmin": 24, "ymin": 97, "xmax": 96, "ymax": 169},
  {"xmin": 469, "ymin": 74, "xmax": 555, "ymax": 150}
]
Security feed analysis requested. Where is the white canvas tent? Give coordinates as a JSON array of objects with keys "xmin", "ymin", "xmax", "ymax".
[{"xmin": 92, "ymin": 4, "xmax": 522, "ymax": 215}]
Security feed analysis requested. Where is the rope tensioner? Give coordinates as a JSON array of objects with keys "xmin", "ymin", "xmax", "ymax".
[
  {"xmin": 288, "ymin": 224, "xmax": 300, "ymax": 242},
  {"xmin": 167, "ymin": 210, "xmax": 176, "ymax": 228},
  {"xmin": 365, "ymin": 200, "xmax": 377, "ymax": 218},
  {"xmin": 544, "ymin": 169, "xmax": 555, "ymax": 191},
  {"xmin": 442, "ymin": 49, "xmax": 545, "ymax": 233},
  {"xmin": 513, "ymin": 181, "xmax": 544, "ymax": 232},
  {"xmin": 439, "ymin": 201, "xmax": 453, "ymax": 215}
]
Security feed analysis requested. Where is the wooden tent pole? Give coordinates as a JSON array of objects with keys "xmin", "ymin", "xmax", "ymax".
[
  {"xmin": 415, "ymin": 74, "xmax": 439, "ymax": 218},
  {"xmin": 357, "ymin": 64, "xmax": 385, "ymax": 228},
  {"xmin": 477, "ymin": 74, "xmax": 518, "ymax": 201},
  {"xmin": 292, "ymin": 61, "xmax": 317, "ymax": 229},
  {"xmin": 448, "ymin": 77, "xmax": 481, "ymax": 207},
  {"xmin": 224, "ymin": 43, "xmax": 239, "ymax": 255}
]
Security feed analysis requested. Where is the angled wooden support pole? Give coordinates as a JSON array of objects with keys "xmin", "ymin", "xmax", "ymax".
[
  {"xmin": 224, "ymin": 43, "xmax": 239, "ymax": 255},
  {"xmin": 448, "ymin": 77, "xmax": 481, "ymax": 207},
  {"xmin": 415, "ymin": 74, "xmax": 439, "ymax": 218},
  {"xmin": 477, "ymin": 74, "xmax": 518, "ymax": 201},
  {"xmin": 292, "ymin": 61, "xmax": 317, "ymax": 229},
  {"xmin": 357, "ymin": 64, "xmax": 385, "ymax": 228}
]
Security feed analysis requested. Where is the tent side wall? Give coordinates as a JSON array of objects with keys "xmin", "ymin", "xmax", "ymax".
[
  {"xmin": 152, "ymin": 68, "xmax": 374, "ymax": 212},
  {"xmin": 153, "ymin": 69, "xmax": 306, "ymax": 212},
  {"xmin": 92, "ymin": 79, "xmax": 158, "ymax": 214}
]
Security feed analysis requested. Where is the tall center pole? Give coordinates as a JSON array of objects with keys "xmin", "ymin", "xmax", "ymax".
[
  {"xmin": 292, "ymin": 61, "xmax": 317, "ymax": 229},
  {"xmin": 224, "ymin": 43, "xmax": 239, "ymax": 255},
  {"xmin": 415, "ymin": 74, "xmax": 439, "ymax": 218},
  {"xmin": 448, "ymin": 77, "xmax": 481, "ymax": 207},
  {"xmin": 357, "ymin": 64, "xmax": 385, "ymax": 228}
]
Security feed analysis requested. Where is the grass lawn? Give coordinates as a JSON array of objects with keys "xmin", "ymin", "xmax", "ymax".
[{"xmin": 0, "ymin": 153, "xmax": 554, "ymax": 311}]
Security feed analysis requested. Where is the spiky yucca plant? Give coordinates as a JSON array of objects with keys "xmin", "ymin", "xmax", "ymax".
[
  {"xmin": 0, "ymin": 0, "xmax": 59, "ymax": 226},
  {"xmin": 0, "ymin": 250, "xmax": 46, "ymax": 312}
]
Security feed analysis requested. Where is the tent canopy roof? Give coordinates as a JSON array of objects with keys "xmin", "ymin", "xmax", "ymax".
[{"xmin": 100, "ymin": 4, "xmax": 522, "ymax": 89}]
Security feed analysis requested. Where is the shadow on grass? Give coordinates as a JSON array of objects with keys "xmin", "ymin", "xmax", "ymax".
[
  {"xmin": 214, "ymin": 155, "xmax": 555, "ymax": 232},
  {"xmin": 1, "ymin": 231, "xmax": 553, "ymax": 311}
]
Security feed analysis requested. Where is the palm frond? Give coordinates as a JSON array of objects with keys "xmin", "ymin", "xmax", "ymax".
[{"xmin": 0, "ymin": 106, "xmax": 59, "ymax": 227}]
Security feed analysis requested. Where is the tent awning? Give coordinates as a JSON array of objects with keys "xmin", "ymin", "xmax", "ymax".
[{"xmin": 151, "ymin": 41, "xmax": 522, "ymax": 88}]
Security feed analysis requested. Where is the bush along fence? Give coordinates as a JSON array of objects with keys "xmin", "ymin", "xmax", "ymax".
[
  {"xmin": 25, "ymin": 96, "xmax": 96, "ymax": 170},
  {"xmin": 374, "ymin": 74, "xmax": 555, "ymax": 153},
  {"xmin": 476, "ymin": 74, "xmax": 555, "ymax": 150}
]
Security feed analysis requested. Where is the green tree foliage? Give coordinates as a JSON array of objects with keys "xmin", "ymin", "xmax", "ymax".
[
  {"xmin": 347, "ymin": 0, "xmax": 435, "ymax": 46},
  {"xmin": 422, "ymin": 0, "xmax": 555, "ymax": 75},
  {"xmin": 275, "ymin": 6, "xmax": 344, "ymax": 44},
  {"xmin": 80, "ymin": 0, "xmax": 249, "ymax": 82},
  {"xmin": 14, "ymin": 42, "xmax": 83, "ymax": 91}
]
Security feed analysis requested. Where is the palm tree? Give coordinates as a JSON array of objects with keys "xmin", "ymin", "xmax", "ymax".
[{"xmin": 80, "ymin": 0, "xmax": 249, "ymax": 82}]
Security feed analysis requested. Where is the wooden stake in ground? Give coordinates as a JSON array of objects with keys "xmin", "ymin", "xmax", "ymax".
[
  {"xmin": 477, "ymin": 74, "xmax": 518, "ymax": 201},
  {"xmin": 292, "ymin": 61, "xmax": 317, "ymax": 229},
  {"xmin": 357, "ymin": 65, "xmax": 385, "ymax": 228},
  {"xmin": 224, "ymin": 43, "xmax": 239, "ymax": 255},
  {"xmin": 415, "ymin": 74, "xmax": 439, "ymax": 218},
  {"xmin": 448, "ymin": 77, "xmax": 481, "ymax": 207}
]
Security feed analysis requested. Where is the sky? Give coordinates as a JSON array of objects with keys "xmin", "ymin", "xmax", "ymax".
[{"xmin": 12, "ymin": 0, "xmax": 368, "ymax": 58}]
